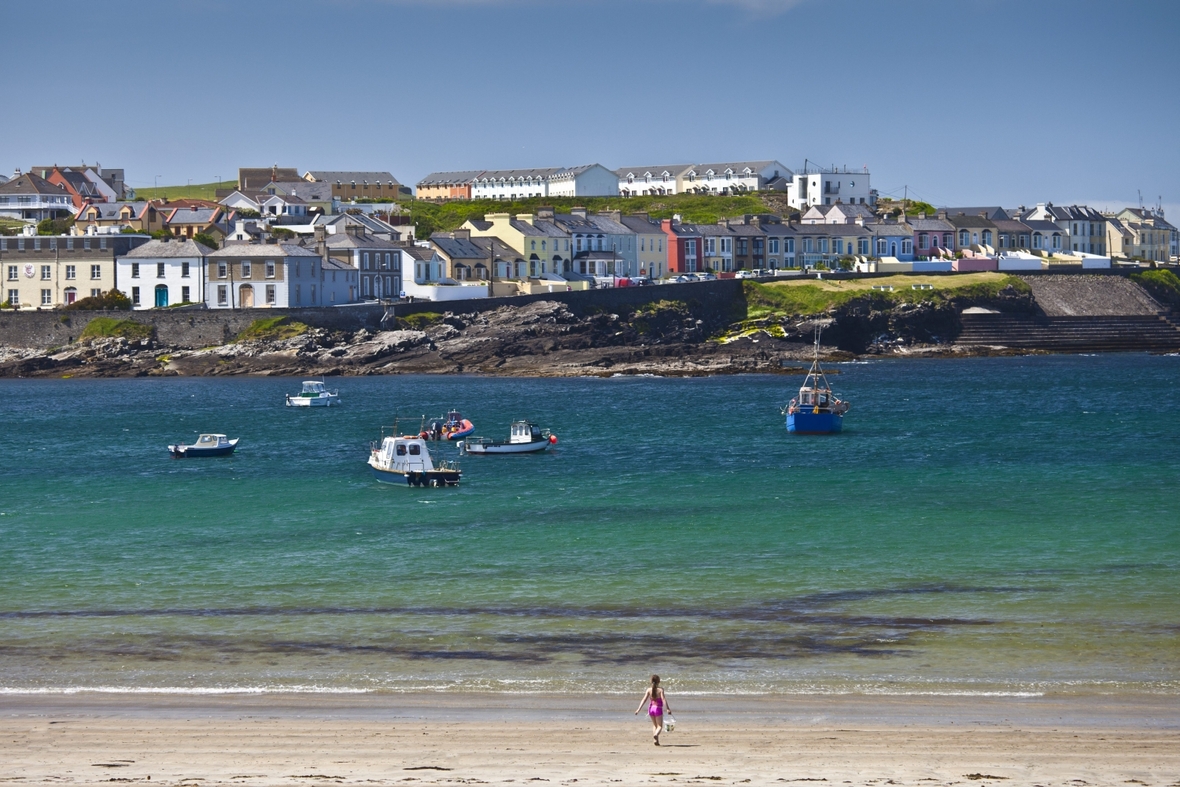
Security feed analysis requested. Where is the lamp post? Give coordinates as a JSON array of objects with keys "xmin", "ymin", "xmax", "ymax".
[{"xmin": 154, "ymin": 175, "xmax": 160, "ymax": 191}]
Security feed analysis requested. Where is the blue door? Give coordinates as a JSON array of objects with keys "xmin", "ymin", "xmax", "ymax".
[{"xmin": 155, "ymin": 285, "xmax": 168, "ymax": 308}]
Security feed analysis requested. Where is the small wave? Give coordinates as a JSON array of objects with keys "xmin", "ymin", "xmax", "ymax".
[{"xmin": 0, "ymin": 686, "xmax": 372, "ymax": 696}]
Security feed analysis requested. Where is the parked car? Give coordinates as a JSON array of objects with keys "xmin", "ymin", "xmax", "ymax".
[
  {"xmin": 698, "ymin": 272, "xmax": 717, "ymax": 281},
  {"xmin": 673, "ymin": 274, "xmax": 697, "ymax": 283},
  {"xmin": 734, "ymin": 270, "xmax": 756, "ymax": 279}
]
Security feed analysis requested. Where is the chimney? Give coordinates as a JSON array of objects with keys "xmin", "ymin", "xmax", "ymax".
[
  {"xmin": 570, "ymin": 207, "xmax": 588, "ymax": 219},
  {"xmin": 855, "ymin": 216, "xmax": 865, "ymax": 227},
  {"xmin": 452, "ymin": 228, "xmax": 471, "ymax": 240},
  {"xmin": 536, "ymin": 206, "xmax": 555, "ymax": 219},
  {"xmin": 631, "ymin": 212, "xmax": 649, "ymax": 221}
]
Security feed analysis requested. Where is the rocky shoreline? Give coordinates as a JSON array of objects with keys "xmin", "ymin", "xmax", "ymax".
[{"xmin": 0, "ymin": 294, "xmax": 1036, "ymax": 379}]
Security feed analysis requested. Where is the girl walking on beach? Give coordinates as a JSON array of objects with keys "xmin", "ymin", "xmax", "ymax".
[{"xmin": 634, "ymin": 674, "xmax": 671, "ymax": 745}]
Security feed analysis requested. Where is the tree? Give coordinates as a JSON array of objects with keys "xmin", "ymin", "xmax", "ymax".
[
  {"xmin": 236, "ymin": 208, "xmax": 261, "ymax": 219},
  {"xmin": 270, "ymin": 227, "xmax": 295, "ymax": 240},
  {"xmin": 193, "ymin": 232, "xmax": 219, "ymax": 249}
]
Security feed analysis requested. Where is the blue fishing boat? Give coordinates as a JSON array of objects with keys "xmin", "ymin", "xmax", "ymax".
[{"xmin": 783, "ymin": 330, "xmax": 849, "ymax": 434}]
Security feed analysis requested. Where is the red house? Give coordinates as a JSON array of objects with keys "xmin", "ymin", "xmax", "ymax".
[{"xmin": 660, "ymin": 219, "xmax": 704, "ymax": 274}]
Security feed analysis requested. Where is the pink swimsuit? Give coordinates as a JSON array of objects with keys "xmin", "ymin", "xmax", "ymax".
[{"xmin": 648, "ymin": 695, "xmax": 664, "ymax": 717}]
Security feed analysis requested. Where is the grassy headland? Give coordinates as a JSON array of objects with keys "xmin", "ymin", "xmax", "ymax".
[
  {"xmin": 743, "ymin": 273, "xmax": 1030, "ymax": 319},
  {"xmin": 79, "ymin": 318, "xmax": 154, "ymax": 342},
  {"xmin": 234, "ymin": 316, "xmax": 309, "ymax": 342},
  {"xmin": 133, "ymin": 181, "xmax": 226, "ymax": 201}
]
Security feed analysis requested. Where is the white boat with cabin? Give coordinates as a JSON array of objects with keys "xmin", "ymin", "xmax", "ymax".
[
  {"xmin": 460, "ymin": 420, "xmax": 558, "ymax": 455},
  {"xmin": 368, "ymin": 429, "xmax": 461, "ymax": 486},
  {"xmin": 286, "ymin": 380, "xmax": 340, "ymax": 407}
]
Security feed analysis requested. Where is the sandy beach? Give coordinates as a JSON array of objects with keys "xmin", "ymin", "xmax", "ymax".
[{"xmin": 2, "ymin": 693, "xmax": 1177, "ymax": 787}]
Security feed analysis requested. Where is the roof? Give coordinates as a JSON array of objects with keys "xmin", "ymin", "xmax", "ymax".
[
  {"xmin": 938, "ymin": 206, "xmax": 1009, "ymax": 220},
  {"xmin": 323, "ymin": 232, "xmax": 401, "ymax": 250},
  {"xmin": 78, "ymin": 201, "xmax": 150, "ymax": 220},
  {"xmin": 417, "ymin": 170, "xmax": 483, "ymax": 187},
  {"xmin": 304, "ymin": 170, "xmax": 400, "ymax": 185},
  {"xmin": 0, "ymin": 171, "xmax": 64, "ymax": 196},
  {"xmin": 207, "ymin": 243, "xmax": 319, "ymax": 258},
  {"xmin": 944, "ymin": 213, "xmax": 997, "ymax": 229},
  {"xmin": 992, "ymin": 218, "xmax": 1032, "ymax": 232},
  {"xmin": 475, "ymin": 168, "xmax": 564, "ymax": 182},
  {"xmin": 789, "ymin": 223, "xmax": 870, "ymax": 236},
  {"xmin": 510, "ymin": 218, "xmax": 567, "ymax": 237},
  {"xmin": 400, "ymin": 246, "xmax": 436, "ymax": 262},
  {"xmin": 430, "ymin": 234, "xmax": 490, "ymax": 260},
  {"xmin": 909, "ymin": 217, "xmax": 955, "ymax": 232},
  {"xmin": 1022, "ymin": 219, "xmax": 1065, "ymax": 233},
  {"xmin": 165, "ymin": 207, "xmax": 223, "ymax": 225},
  {"xmin": 238, "ymin": 168, "xmax": 300, "ymax": 190},
  {"xmin": 868, "ymin": 221, "xmax": 913, "ymax": 237},
  {"xmin": 616, "ymin": 164, "xmax": 693, "ymax": 178},
  {"xmin": 121, "ymin": 238, "xmax": 213, "ymax": 258},
  {"xmin": 618, "ymin": 215, "xmax": 663, "ymax": 234},
  {"xmin": 264, "ymin": 180, "xmax": 334, "ymax": 201},
  {"xmin": 689, "ymin": 160, "xmax": 788, "ymax": 177}
]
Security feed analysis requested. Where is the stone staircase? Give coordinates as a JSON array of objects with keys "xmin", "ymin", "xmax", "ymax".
[{"xmin": 958, "ymin": 312, "xmax": 1180, "ymax": 352}]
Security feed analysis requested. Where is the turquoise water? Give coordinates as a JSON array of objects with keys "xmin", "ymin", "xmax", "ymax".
[{"xmin": 1, "ymin": 356, "xmax": 1178, "ymax": 697}]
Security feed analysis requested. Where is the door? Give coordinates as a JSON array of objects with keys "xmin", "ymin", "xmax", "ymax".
[
  {"xmin": 154, "ymin": 285, "xmax": 168, "ymax": 308},
  {"xmin": 239, "ymin": 284, "xmax": 254, "ymax": 308},
  {"xmin": 64, "ymin": 288, "xmax": 77, "ymax": 305}
]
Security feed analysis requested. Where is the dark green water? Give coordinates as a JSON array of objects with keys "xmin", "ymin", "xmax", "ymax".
[{"xmin": 1, "ymin": 355, "xmax": 1177, "ymax": 697}]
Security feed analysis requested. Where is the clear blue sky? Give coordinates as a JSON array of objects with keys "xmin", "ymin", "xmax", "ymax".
[{"xmin": 3, "ymin": 0, "xmax": 1177, "ymax": 213}]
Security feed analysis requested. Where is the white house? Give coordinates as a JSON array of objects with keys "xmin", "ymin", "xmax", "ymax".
[
  {"xmin": 786, "ymin": 166, "xmax": 875, "ymax": 209},
  {"xmin": 401, "ymin": 245, "xmax": 488, "ymax": 301},
  {"xmin": 116, "ymin": 237, "xmax": 211, "ymax": 309},
  {"xmin": 471, "ymin": 164, "xmax": 618, "ymax": 200},
  {"xmin": 682, "ymin": 161, "xmax": 792, "ymax": 195},
  {"xmin": 616, "ymin": 165, "xmax": 693, "ymax": 196}
]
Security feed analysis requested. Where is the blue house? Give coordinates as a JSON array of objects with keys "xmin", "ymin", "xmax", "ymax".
[{"xmin": 870, "ymin": 221, "xmax": 915, "ymax": 262}]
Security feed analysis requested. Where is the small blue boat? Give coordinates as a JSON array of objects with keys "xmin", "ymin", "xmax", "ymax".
[{"xmin": 783, "ymin": 330, "xmax": 849, "ymax": 435}]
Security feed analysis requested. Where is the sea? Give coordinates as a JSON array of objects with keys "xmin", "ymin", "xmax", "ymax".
[{"xmin": 1, "ymin": 354, "xmax": 1177, "ymax": 699}]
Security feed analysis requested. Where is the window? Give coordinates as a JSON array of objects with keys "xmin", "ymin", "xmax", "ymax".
[
  {"xmin": 63, "ymin": 264, "xmax": 76, "ymax": 280},
  {"xmin": 217, "ymin": 285, "xmax": 228, "ymax": 305},
  {"xmin": 6, "ymin": 265, "xmax": 15, "ymax": 281},
  {"xmin": 182, "ymin": 262, "xmax": 190, "ymax": 278},
  {"xmin": 737, "ymin": 239, "xmax": 748, "ymax": 256},
  {"xmin": 363, "ymin": 252, "xmax": 370, "ymax": 270},
  {"xmin": 42, "ymin": 289, "xmax": 52, "ymax": 306},
  {"xmin": 157, "ymin": 263, "xmax": 166, "ymax": 278},
  {"xmin": 266, "ymin": 285, "xmax": 276, "ymax": 305},
  {"xmin": 7, "ymin": 289, "xmax": 17, "ymax": 306},
  {"xmin": 902, "ymin": 239, "xmax": 912, "ymax": 255},
  {"xmin": 408, "ymin": 444, "xmax": 421, "ymax": 456},
  {"xmin": 769, "ymin": 238, "xmax": 779, "ymax": 254},
  {"xmin": 384, "ymin": 253, "xmax": 391, "ymax": 270},
  {"xmin": 833, "ymin": 239, "xmax": 843, "ymax": 255},
  {"xmin": 310, "ymin": 284, "xmax": 316, "ymax": 303},
  {"xmin": 363, "ymin": 277, "xmax": 371, "ymax": 297},
  {"xmin": 918, "ymin": 233, "xmax": 928, "ymax": 249},
  {"xmin": 181, "ymin": 286, "xmax": 190, "ymax": 303},
  {"xmin": 41, "ymin": 265, "xmax": 51, "ymax": 280},
  {"xmin": 877, "ymin": 238, "xmax": 887, "ymax": 255},
  {"xmin": 242, "ymin": 261, "xmax": 252, "ymax": 278},
  {"xmin": 131, "ymin": 263, "xmax": 140, "ymax": 278},
  {"xmin": 132, "ymin": 287, "xmax": 141, "ymax": 306},
  {"xmin": 959, "ymin": 230, "xmax": 969, "ymax": 247},
  {"xmin": 396, "ymin": 444, "xmax": 406, "ymax": 456},
  {"xmin": 706, "ymin": 237, "xmax": 716, "ymax": 254},
  {"xmin": 819, "ymin": 239, "xmax": 829, "ymax": 254},
  {"xmin": 91, "ymin": 264, "xmax": 101, "ymax": 280},
  {"xmin": 265, "ymin": 261, "xmax": 275, "ymax": 278},
  {"xmin": 91, "ymin": 289, "xmax": 101, "ymax": 298},
  {"xmin": 858, "ymin": 238, "xmax": 870, "ymax": 255},
  {"xmin": 218, "ymin": 262, "xmax": 228, "ymax": 278},
  {"xmin": 944, "ymin": 234, "xmax": 953, "ymax": 248}
]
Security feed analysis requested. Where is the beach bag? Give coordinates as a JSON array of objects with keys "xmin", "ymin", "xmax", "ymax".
[{"xmin": 663, "ymin": 714, "xmax": 676, "ymax": 733}]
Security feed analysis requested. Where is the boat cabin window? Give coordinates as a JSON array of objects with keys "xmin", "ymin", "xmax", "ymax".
[
  {"xmin": 396, "ymin": 444, "xmax": 407, "ymax": 456},
  {"xmin": 408, "ymin": 444, "xmax": 421, "ymax": 455}
]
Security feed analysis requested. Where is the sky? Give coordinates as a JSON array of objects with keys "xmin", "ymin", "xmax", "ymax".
[{"xmin": 2, "ymin": 0, "xmax": 1178, "ymax": 214}]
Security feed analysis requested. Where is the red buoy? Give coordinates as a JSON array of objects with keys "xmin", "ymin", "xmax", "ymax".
[{"xmin": 549, "ymin": 434, "xmax": 558, "ymax": 444}]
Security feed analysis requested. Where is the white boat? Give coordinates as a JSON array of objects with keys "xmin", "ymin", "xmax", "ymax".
[
  {"xmin": 286, "ymin": 380, "xmax": 340, "ymax": 407},
  {"xmin": 169, "ymin": 434, "xmax": 239, "ymax": 458},
  {"xmin": 368, "ymin": 429, "xmax": 461, "ymax": 487},
  {"xmin": 460, "ymin": 420, "xmax": 557, "ymax": 455}
]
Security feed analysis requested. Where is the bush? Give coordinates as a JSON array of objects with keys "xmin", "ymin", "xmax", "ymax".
[
  {"xmin": 193, "ymin": 232, "xmax": 219, "ymax": 249},
  {"xmin": 236, "ymin": 209, "xmax": 261, "ymax": 219},
  {"xmin": 395, "ymin": 312, "xmax": 442, "ymax": 330},
  {"xmin": 64, "ymin": 289, "xmax": 132, "ymax": 311},
  {"xmin": 270, "ymin": 227, "xmax": 295, "ymax": 240},
  {"xmin": 1131, "ymin": 269, "xmax": 1180, "ymax": 310},
  {"xmin": 234, "ymin": 316, "xmax": 308, "ymax": 342},
  {"xmin": 79, "ymin": 317, "xmax": 154, "ymax": 342},
  {"xmin": 37, "ymin": 217, "xmax": 75, "ymax": 235}
]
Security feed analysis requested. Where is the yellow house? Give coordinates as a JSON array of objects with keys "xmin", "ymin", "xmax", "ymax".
[
  {"xmin": 1, "ymin": 234, "xmax": 145, "ymax": 308},
  {"xmin": 462, "ymin": 213, "xmax": 572, "ymax": 280}
]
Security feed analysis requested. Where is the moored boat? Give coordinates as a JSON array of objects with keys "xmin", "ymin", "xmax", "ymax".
[
  {"xmin": 783, "ymin": 331, "xmax": 849, "ymax": 435},
  {"xmin": 368, "ymin": 428, "xmax": 461, "ymax": 486},
  {"xmin": 422, "ymin": 410, "xmax": 475, "ymax": 441},
  {"xmin": 285, "ymin": 380, "xmax": 340, "ymax": 407},
  {"xmin": 460, "ymin": 420, "xmax": 558, "ymax": 455},
  {"xmin": 169, "ymin": 433, "xmax": 239, "ymax": 458}
]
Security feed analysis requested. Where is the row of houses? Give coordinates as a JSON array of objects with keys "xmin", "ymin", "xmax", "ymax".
[{"xmin": 416, "ymin": 161, "xmax": 876, "ymax": 209}]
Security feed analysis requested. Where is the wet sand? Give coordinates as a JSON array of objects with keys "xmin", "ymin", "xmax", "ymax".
[{"xmin": 2, "ymin": 693, "xmax": 1177, "ymax": 786}]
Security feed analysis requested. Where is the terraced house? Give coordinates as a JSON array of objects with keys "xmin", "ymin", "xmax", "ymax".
[
  {"xmin": 1, "ymin": 233, "xmax": 148, "ymax": 309},
  {"xmin": 116, "ymin": 237, "xmax": 210, "ymax": 309},
  {"xmin": 205, "ymin": 242, "xmax": 326, "ymax": 309}
]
